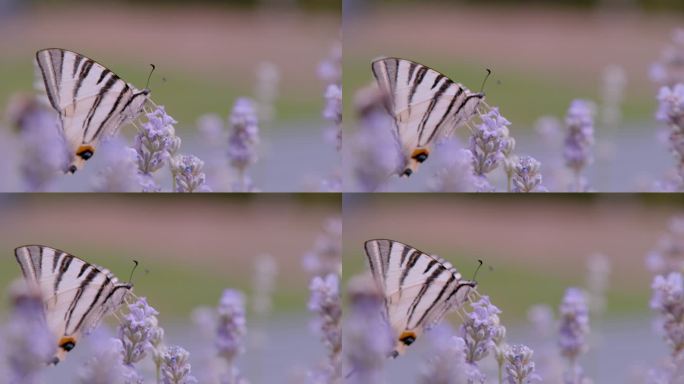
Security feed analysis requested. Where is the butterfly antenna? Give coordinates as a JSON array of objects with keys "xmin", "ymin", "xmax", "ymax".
[
  {"xmin": 145, "ymin": 64, "xmax": 156, "ymax": 90},
  {"xmin": 471, "ymin": 259, "xmax": 484, "ymax": 282},
  {"xmin": 479, "ymin": 68, "xmax": 492, "ymax": 94},
  {"xmin": 128, "ymin": 260, "xmax": 139, "ymax": 285}
]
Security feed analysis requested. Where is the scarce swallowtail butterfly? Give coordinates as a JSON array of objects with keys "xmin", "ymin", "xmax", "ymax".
[
  {"xmin": 14, "ymin": 245, "xmax": 133, "ymax": 365},
  {"xmin": 371, "ymin": 57, "xmax": 485, "ymax": 177},
  {"xmin": 364, "ymin": 239, "xmax": 476, "ymax": 357},
  {"xmin": 34, "ymin": 48, "xmax": 152, "ymax": 173}
]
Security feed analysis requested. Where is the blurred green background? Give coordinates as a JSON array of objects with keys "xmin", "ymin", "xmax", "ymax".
[
  {"xmin": 0, "ymin": 0, "xmax": 340, "ymax": 129},
  {"xmin": 0, "ymin": 194, "xmax": 339, "ymax": 322},
  {"xmin": 343, "ymin": 0, "xmax": 682, "ymax": 129},
  {"xmin": 343, "ymin": 194, "xmax": 684, "ymax": 324}
]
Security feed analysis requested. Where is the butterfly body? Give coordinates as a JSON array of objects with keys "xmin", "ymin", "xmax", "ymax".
[
  {"xmin": 371, "ymin": 58, "xmax": 484, "ymax": 177},
  {"xmin": 14, "ymin": 245, "xmax": 132, "ymax": 364},
  {"xmin": 364, "ymin": 239, "xmax": 476, "ymax": 357},
  {"xmin": 34, "ymin": 48, "xmax": 151, "ymax": 173}
]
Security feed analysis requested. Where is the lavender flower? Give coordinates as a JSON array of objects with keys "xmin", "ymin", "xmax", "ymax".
[
  {"xmin": 459, "ymin": 294, "xmax": 503, "ymax": 383},
  {"xmin": 650, "ymin": 29, "xmax": 684, "ymax": 87},
  {"xmin": 558, "ymin": 288, "xmax": 590, "ymax": 384},
  {"xmin": 308, "ymin": 274, "xmax": 342, "ymax": 382},
  {"xmin": 10, "ymin": 96, "xmax": 67, "ymax": 191},
  {"xmin": 134, "ymin": 106, "xmax": 181, "ymax": 190},
  {"xmin": 255, "ymin": 61, "xmax": 280, "ymax": 125},
  {"xmin": 344, "ymin": 274, "xmax": 392, "ymax": 384},
  {"xmin": 527, "ymin": 305, "xmax": 564, "ymax": 382},
  {"xmin": 197, "ymin": 114, "xmax": 233, "ymax": 191},
  {"xmin": 504, "ymin": 344, "xmax": 541, "ymax": 384},
  {"xmin": 252, "ymin": 253, "xmax": 278, "ymax": 316},
  {"xmin": 302, "ymin": 217, "xmax": 342, "ymax": 277},
  {"xmin": 317, "ymin": 38, "xmax": 341, "ymax": 85},
  {"xmin": 160, "ymin": 346, "xmax": 198, "ymax": 384},
  {"xmin": 651, "ymin": 273, "xmax": 684, "ymax": 356},
  {"xmin": 350, "ymin": 117, "xmax": 401, "ymax": 192},
  {"xmin": 118, "ymin": 297, "xmax": 162, "ymax": 366},
  {"xmin": 656, "ymin": 84, "xmax": 684, "ymax": 184},
  {"xmin": 600, "ymin": 65, "xmax": 626, "ymax": 129},
  {"xmin": 419, "ymin": 326, "xmax": 468, "ymax": 384},
  {"xmin": 78, "ymin": 330, "xmax": 126, "ymax": 384},
  {"xmin": 91, "ymin": 138, "xmax": 144, "ymax": 192},
  {"xmin": 350, "ymin": 84, "xmax": 401, "ymax": 191},
  {"xmin": 227, "ymin": 98, "xmax": 259, "ymax": 192},
  {"xmin": 657, "ymin": 84, "xmax": 684, "ymax": 128},
  {"xmin": 586, "ymin": 253, "xmax": 611, "ymax": 316},
  {"xmin": 558, "ymin": 288, "xmax": 589, "ymax": 361},
  {"xmin": 511, "ymin": 155, "xmax": 546, "ymax": 192},
  {"xmin": 216, "ymin": 289, "xmax": 247, "ymax": 384},
  {"xmin": 5, "ymin": 280, "xmax": 54, "ymax": 384},
  {"xmin": 170, "ymin": 154, "xmax": 211, "ymax": 192},
  {"xmin": 646, "ymin": 216, "xmax": 684, "ymax": 275},
  {"xmin": 323, "ymin": 84, "xmax": 342, "ymax": 151},
  {"xmin": 469, "ymin": 107, "xmax": 512, "ymax": 177},
  {"xmin": 563, "ymin": 100, "xmax": 595, "ymax": 191},
  {"xmin": 429, "ymin": 141, "xmax": 478, "ymax": 192}
]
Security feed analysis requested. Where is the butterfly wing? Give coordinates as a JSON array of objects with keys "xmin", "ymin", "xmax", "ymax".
[
  {"xmin": 364, "ymin": 239, "xmax": 475, "ymax": 357},
  {"xmin": 371, "ymin": 58, "xmax": 484, "ymax": 176},
  {"xmin": 35, "ymin": 48, "xmax": 150, "ymax": 173},
  {"xmin": 14, "ymin": 245, "xmax": 131, "ymax": 364}
]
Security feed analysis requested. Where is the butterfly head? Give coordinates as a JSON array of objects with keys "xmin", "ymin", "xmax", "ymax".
[
  {"xmin": 400, "ymin": 148, "xmax": 430, "ymax": 177},
  {"xmin": 65, "ymin": 145, "xmax": 96, "ymax": 173},
  {"xmin": 390, "ymin": 329, "xmax": 422, "ymax": 357},
  {"xmin": 50, "ymin": 335, "xmax": 79, "ymax": 365}
]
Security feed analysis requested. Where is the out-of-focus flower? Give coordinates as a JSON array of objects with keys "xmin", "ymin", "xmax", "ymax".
[
  {"xmin": 345, "ymin": 274, "xmax": 393, "ymax": 384},
  {"xmin": 303, "ymin": 217, "xmax": 342, "ymax": 277},
  {"xmin": 318, "ymin": 38, "xmax": 341, "ymax": 85},
  {"xmin": 564, "ymin": 100, "xmax": 595, "ymax": 172},
  {"xmin": 650, "ymin": 29, "xmax": 684, "ymax": 87},
  {"xmin": 563, "ymin": 100, "xmax": 595, "ymax": 191},
  {"xmin": 255, "ymin": 61, "xmax": 280, "ymax": 125},
  {"xmin": 323, "ymin": 84, "xmax": 342, "ymax": 151},
  {"xmin": 216, "ymin": 289, "xmax": 247, "ymax": 363},
  {"xmin": 558, "ymin": 288, "xmax": 590, "ymax": 361},
  {"xmin": 429, "ymin": 140, "xmax": 477, "ymax": 192},
  {"xmin": 6, "ymin": 280, "xmax": 55, "ymax": 384},
  {"xmin": 78, "ymin": 330, "xmax": 126, "ymax": 384},
  {"xmin": 646, "ymin": 216, "xmax": 684, "ymax": 275},
  {"xmin": 586, "ymin": 253, "xmax": 611, "ymax": 316},
  {"xmin": 10, "ymin": 96, "xmax": 67, "ymax": 191},
  {"xmin": 600, "ymin": 65, "xmax": 626, "ymax": 129},
  {"xmin": 227, "ymin": 98, "xmax": 259, "ymax": 192},
  {"xmin": 252, "ymin": 254, "xmax": 277, "ymax": 316},
  {"xmin": 419, "ymin": 326, "xmax": 468, "ymax": 384},
  {"xmin": 92, "ymin": 138, "xmax": 144, "ymax": 192},
  {"xmin": 657, "ymin": 84, "xmax": 684, "ymax": 128},
  {"xmin": 308, "ymin": 274, "xmax": 342, "ymax": 382},
  {"xmin": 504, "ymin": 344, "xmax": 541, "ymax": 384},
  {"xmin": 651, "ymin": 273, "xmax": 684, "ymax": 356},
  {"xmin": 160, "ymin": 345, "xmax": 198, "ymax": 384},
  {"xmin": 527, "ymin": 304, "xmax": 564, "ymax": 382}
]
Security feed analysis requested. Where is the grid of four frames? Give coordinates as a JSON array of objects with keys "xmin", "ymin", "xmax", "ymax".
[{"xmin": 1, "ymin": 1, "xmax": 684, "ymax": 383}]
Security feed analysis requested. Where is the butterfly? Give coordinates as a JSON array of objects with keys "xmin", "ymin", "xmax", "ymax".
[
  {"xmin": 14, "ymin": 245, "xmax": 133, "ymax": 364},
  {"xmin": 364, "ymin": 239, "xmax": 476, "ymax": 357},
  {"xmin": 34, "ymin": 48, "xmax": 152, "ymax": 174},
  {"xmin": 371, "ymin": 57, "xmax": 485, "ymax": 177}
]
